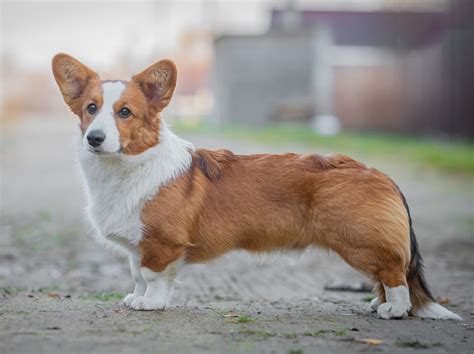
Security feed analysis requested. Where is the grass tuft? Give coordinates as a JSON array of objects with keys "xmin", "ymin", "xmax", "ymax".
[
  {"xmin": 303, "ymin": 329, "xmax": 331, "ymax": 337},
  {"xmin": 334, "ymin": 328, "xmax": 348, "ymax": 336},
  {"xmin": 303, "ymin": 328, "xmax": 349, "ymax": 337},
  {"xmin": 235, "ymin": 329, "xmax": 275, "ymax": 338},
  {"xmin": 236, "ymin": 315, "xmax": 256, "ymax": 323},
  {"xmin": 361, "ymin": 295, "xmax": 377, "ymax": 302},
  {"xmin": 0, "ymin": 287, "xmax": 25, "ymax": 296},
  {"xmin": 288, "ymin": 349, "xmax": 304, "ymax": 354}
]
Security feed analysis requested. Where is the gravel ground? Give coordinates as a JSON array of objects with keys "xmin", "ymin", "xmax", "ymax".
[{"xmin": 1, "ymin": 115, "xmax": 473, "ymax": 354}]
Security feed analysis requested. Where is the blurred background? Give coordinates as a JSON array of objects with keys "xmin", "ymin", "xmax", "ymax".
[
  {"xmin": 1, "ymin": 2, "xmax": 473, "ymax": 352},
  {"xmin": 1, "ymin": 0, "xmax": 473, "ymax": 277},
  {"xmin": 2, "ymin": 0, "xmax": 474, "ymax": 138}
]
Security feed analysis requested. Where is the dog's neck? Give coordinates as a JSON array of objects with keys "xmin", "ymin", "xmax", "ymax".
[{"xmin": 78, "ymin": 122, "xmax": 195, "ymax": 207}]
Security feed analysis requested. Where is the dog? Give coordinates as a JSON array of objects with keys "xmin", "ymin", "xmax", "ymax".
[{"xmin": 52, "ymin": 53, "xmax": 461, "ymax": 320}]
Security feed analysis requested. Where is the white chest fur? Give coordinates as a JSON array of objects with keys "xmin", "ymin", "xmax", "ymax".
[{"xmin": 78, "ymin": 124, "xmax": 194, "ymax": 254}]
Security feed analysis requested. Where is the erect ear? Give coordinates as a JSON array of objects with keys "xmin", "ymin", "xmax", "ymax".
[
  {"xmin": 52, "ymin": 53, "xmax": 99, "ymax": 115},
  {"xmin": 131, "ymin": 59, "xmax": 177, "ymax": 114}
]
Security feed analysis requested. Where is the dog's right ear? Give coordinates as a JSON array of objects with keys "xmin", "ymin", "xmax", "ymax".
[{"xmin": 52, "ymin": 53, "xmax": 99, "ymax": 115}]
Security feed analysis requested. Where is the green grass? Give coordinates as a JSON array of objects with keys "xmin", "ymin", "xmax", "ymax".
[
  {"xmin": 334, "ymin": 328, "xmax": 348, "ymax": 336},
  {"xmin": 174, "ymin": 122, "xmax": 474, "ymax": 175},
  {"xmin": 232, "ymin": 327, "xmax": 351, "ymax": 343},
  {"xmin": 0, "ymin": 287, "xmax": 26, "ymax": 296},
  {"xmin": 361, "ymin": 294, "xmax": 377, "ymax": 302},
  {"xmin": 213, "ymin": 294, "xmax": 240, "ymax": 301},
  {"xmin": 38, "ymin": 210, "xmax": 52, "ymax": 222},
  {"xmin": 302, "ymin": 328, "xmax": 349, "ymax": 337},
  {"xmin": 283, "ymin": 332, "xmax": 298, "ymax": 339},
  {"xmin": 236, "ymin": 315, "xmax": 256, "ymax": 323},
  {"xmin": 79, "ymin": 291, "xmax": 124, "ymax": 301},
  {"xmin": 234, "ymin": 329, "xmax": 299, "ymax": 339},
  {"xmin": 288, "ymin": 349, "xmax": 304, "ymax": 354},
  {"xmin": 303, "ymin": 329, "xmax": 332, "ymax": 337},
  {"xmin": 235, "ymin": 329, "xmax": 276, "ymax": 338}
]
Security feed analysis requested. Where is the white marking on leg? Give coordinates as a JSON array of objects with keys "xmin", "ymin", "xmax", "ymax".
[
  {"xmin": 377, "ymin": 285, "xmax": 411, "ymax": 319},
  {"xmin": 130, "ymin": 257, "xmax": 183, "ymax": 311},
  {"xmin": 123, "ymin": 255, "xmax": 146, "ymax": 307}
]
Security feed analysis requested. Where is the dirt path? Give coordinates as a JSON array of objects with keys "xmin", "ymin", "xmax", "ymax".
[{"xmin": 1, "ymin": 116, "xmax": 473, "ymax": 353}]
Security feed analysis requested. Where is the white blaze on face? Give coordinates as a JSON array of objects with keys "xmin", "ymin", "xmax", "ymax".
[{"xmin": 83, "ymin": 81, "xmax": 125, "ymax": 153}]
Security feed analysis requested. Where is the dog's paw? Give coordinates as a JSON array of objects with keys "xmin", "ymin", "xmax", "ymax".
[
  {"xmin": 369, "ymin": 297, "xmax": 380, "ymax": 312},
  {"xmin": 123, "ymin": 293, "xmax": 137, "ymax": 307},
  {"xmin": 130, "ymin": 296, "xmax": 167, "ymax": 311},
  {"xmin": 377, "ymin": 302, "xmax": 409, "ymax": 319}
]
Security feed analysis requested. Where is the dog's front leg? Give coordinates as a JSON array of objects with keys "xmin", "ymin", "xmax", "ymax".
[
  {"xmin": 123, "ymin": 254, "xmax": 147, "ymax": 307},
  {"xmin": 129, "ymin": 257, "xmax": 182, "ymax": 311}
]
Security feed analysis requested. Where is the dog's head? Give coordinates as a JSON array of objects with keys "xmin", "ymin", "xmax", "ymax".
[{"xmin": 52, "ymin": 53, "xmax": 177, "ymax": 155}]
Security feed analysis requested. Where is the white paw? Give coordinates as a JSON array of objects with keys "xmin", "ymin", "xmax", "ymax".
[
  {"xmin": 377, "ymin": 302, "xmax": 409, "ymax": 319},
  {"xmin": 369, "ymin": 297, "xmax": 380, "ymax": 312},
  {"xmin": 123, "ymin": 293, "xmax": 137, "ymax": 307},
  {"xmin": 130, "ymin": 296, "xmax": 167, "ymax": 311}
]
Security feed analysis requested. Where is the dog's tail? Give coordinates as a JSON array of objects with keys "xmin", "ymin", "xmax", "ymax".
[{"xmin": 399, "ymin": 191, "xmax": 462, "ymax": 320}]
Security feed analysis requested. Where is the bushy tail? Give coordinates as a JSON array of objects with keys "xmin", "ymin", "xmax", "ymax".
[{"xmin": 399, "ymin": 191, "xmax": 462, "ymax": 320}]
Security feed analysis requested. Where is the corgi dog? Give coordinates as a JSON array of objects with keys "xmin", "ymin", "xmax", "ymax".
[{"xmin": 52, "ymin": 53, "xmax": 461, "ymax": 320}]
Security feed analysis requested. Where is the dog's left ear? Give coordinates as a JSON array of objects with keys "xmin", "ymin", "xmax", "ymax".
[{"xmin": 132, "ymin": 59, "xmax": 177, "ymax": 114}]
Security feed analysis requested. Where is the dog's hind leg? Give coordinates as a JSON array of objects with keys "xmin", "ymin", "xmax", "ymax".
[
  {"xmin": 369, "ymin": 281, "xmax": 384, "ymax": 312},
  {"xmin": 330, "ymin": 236, "xmax": 411, "ymax": 319},
  {"xmin": 375, "ymin": 269, "xmax": 411, "ymax": 319}
]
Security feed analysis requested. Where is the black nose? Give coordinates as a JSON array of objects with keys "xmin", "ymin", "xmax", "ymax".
[{"xmin": 87, "ymin": 130, "xmax": 106, "ymax": 147}]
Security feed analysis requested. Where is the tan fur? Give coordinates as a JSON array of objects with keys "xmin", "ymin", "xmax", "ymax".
[
  {"xmin": 52, "ymin": 53, "xmax": 432, "ymax": 314},
  {"xmin": 52, "ymin": 54, "xmax": 176, "ymax": 155},
  {"xmin": 52, "ymin": 54, "xmax": 102, "ymax": 133},
  {"xmin": 140, "ymin": 151, "xmax": 411, "ymax": 297},
  {"xmin": 115, "ymin": 60, "xmax": 177, "ymax": 155},
  {"xmin": 113, "ymin": 80, "xmax": 161, "ymax": 155}
]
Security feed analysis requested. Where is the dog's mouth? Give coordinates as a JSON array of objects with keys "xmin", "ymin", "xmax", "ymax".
[{"xmin": 88, "ymin": 146, "xmax": 123, "ymax": 156}]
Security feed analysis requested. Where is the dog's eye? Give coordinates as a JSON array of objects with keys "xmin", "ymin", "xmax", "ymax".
[
  {"xmin": 87, "ymin": 103, "xmax": 97, "ymax": 114},
  {"xmin": 118, "ymin": 107, "xmax": 132, "ymax": 119}
]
